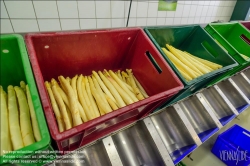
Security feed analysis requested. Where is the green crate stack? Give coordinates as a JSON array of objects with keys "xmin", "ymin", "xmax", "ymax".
[
  {"xmin": 0, "ymin": 34, "xmax": 55, "ymax": 166},
  {"xmin": 205, "ymin": 22, "xmax": 250, "ymax": 87}
]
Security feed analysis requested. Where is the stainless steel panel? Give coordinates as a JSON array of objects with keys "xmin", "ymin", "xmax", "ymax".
[
  {"xmin": 150, "ymin": 106, "xmax": 197, "ymax": 155},
  {"xmin": 196, "ymin": 93, "xmax": 222, "ymax": 128},
  {"xmin": 179, "ymin": 95, "xmax": 217, "ymax": 134},
  {"xmin": 48, "ymin": 141, "xmax": 111, "ymax": 166},
  {"xmin": 217, "ymin": 79, "xmax": 249, "ymax": 109},
  {"xmin": 240, "ymin": 72, "xmax": 250, "ymax": 84},
  {"xmin": 213, "ymin": 85, "xmax": 239, "ymax": 115},
  {"xmin": 231, "ymin": 74, "xmax": 250, "ymax": 99},
  {"xmin": 112, "ymin": 121, "xmax": 165, "ymax": 166},
  {"xmin": 173, "ymin": 104, "xmax": 202, "ymax": 146},
  {"xmin": 201, "ymin": 87, "xmax": 238, "ymax": 119},
  {"xmin": 144, "ymin": 118, "xmax": 175, "ymax": 166},
  {"xmin": 103, "ymin": 137, "xmax": 123, "ymax": 166},
  {"xmin": 243, "ymin": 69, "xmax": 250, "ymax": 80}
]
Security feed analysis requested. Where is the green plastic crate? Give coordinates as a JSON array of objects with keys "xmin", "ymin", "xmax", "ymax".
[
  {"xmin": 0, "ymin": 34, "xmax": 55, "ymax": 166},
  {"xmin": 176, "ymin": 161, "xmax": 186, "ymax": 166},
  {"xmin": 144, "ymin": 25, "xmax": 238, "ymax": 107},
  {"xmin": 205, "ymin": 22, "xmax": 250, "ymax": 86}
]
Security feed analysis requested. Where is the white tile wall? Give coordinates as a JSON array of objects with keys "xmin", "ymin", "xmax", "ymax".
[
  {"xmin": 60, "ymin": 19, "xmax": 80, "ymax": 30},
  {"xmin": 111, "ymin": 1, "xmax": 125, "ymax": 18},
  {"xmin": 137, "ymin": 1, "xmax": 148, "ymax": 18},
  {"xmin": 80, "ymin": 19, "xmax": 96, "ymax": 29},
  {"xmin": 1, "ymin": 1, "xmax": 8, "ymax": 18},
  {"xmin": 166, "ymin": 18, "xmax": 174, "ymax": 25},
  {"xmin": 182, "ymin": 5, "xmax": 191, "ymax": 17},
  {"xmin": 38, "ymin": 19, "xmax": 61, "ymax": 31},
  {"xmin": 57, "ymin": 1, "xmax": 78, "ymax": 18},
  {"xmin": 5, "ymin": 1, "xmax": 36, "ymax": 18},
  {"xmin": 189, "ymin": 5, "xmax": 197, "ymax": 17},
  {"xmin": 112, "ymin": 18, "xmax": 125, "ymax": 28},
  {"xmin": 175, "ymin": 4, "xmax": 184, "ymax": 17},
  {"xmin": 127, "ymin": 1, "xmax": 137, "ymax": 18},
  {"xmin": 147, "ymin": 18, "xmax": 157, "ymax": 26},
  {"xmin": 136, "ymin": 18, "xmax": 147, "ymax": 26},
  {"xmin": 97, "ymin": 19, "xmax": 111, "ymax": 28},
  {"xmin": 33, "ymin": 1, "xmax": 58, "ymax": 18},
  {"xmin": 173, "ymin": 18, "xmax": 182, "ymax": 25},
  {"xmin": 128, "ymin": 18, "xmax": 136, "ymax": 27},
  {"xmin": 1, "ymin": 19, "xmax": 13, "ymax": 33},
  {"xmin": 96, "ymin": 1, "xmax": 111, "ymax": 18},
  {"xmin": 148, "ymin": 2, "xmax": 158, "ymax": 18},
  {"xmin": 78, "ymin": 1, "xmax": 96, "ymax": 18},
  {"xmin": 12, "ymin": 19, "xmax": 39, "ymax": 32},
  {"xmin": 0, "ymin": 0, "xmax": 236, "ymax": 34},
  {"xmin": 157, "ymin": 18, "xmax": 165, "ymax": 25}
]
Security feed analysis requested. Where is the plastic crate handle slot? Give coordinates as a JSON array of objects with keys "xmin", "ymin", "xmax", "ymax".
[
  {"xmin": 145, "ymin": 51, "xmax": 162, "ymax": 74},
  {"xmin": 201, "ymin": 41, "xmax": 219, "ymax": 58},
  {"xmin": 240, "ymin": 34, "xmax": 250, "ymax": 45}
]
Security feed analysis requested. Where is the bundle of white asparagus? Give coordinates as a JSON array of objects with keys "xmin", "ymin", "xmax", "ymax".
[
  {"xmin": 45, "ymin": 69, "xmax": 148, "ymax": 132},
  {"xmin": 0, "ymin": 82, "xmax": 41, "ymax": 156}
]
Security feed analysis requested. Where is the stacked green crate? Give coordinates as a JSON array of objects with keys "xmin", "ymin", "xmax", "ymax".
[
  {"xmin": 0, "ymin": 34, "xmax": 55, "ymax": 166},
  {"xmin": 205, "ymin": 22, "xmax": 250, "ymax": 87}
]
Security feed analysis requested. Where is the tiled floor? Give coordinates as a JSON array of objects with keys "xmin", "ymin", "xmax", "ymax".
[{"xmin": 182, "ymin": 107, "xmax": 250, "ymax": 166}]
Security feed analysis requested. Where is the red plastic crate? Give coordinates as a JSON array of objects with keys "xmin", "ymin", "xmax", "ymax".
[
  {"xmin": 25, "ymin": 28, "xmax": 183, "ymax": 153},
  {"xmin": 240, "ymin": 21, "xmax": 250, "ymax": 31}
]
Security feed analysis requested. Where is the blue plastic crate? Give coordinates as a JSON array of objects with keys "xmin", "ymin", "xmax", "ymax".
[{"xmin": 211, "ymin": 124, "xmax": 250, "ymax": 166}]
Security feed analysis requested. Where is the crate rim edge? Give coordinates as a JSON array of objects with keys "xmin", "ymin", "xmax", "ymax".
[
  {"xmin": 25, "ymin": 28, "xmax": 184, "ymax": 142},
  {"xmin": 0, "ymin": 34, "xmax": 51, "ymax": 162},
  {"xmin": 206, "ymin": 22, "xmax": 250, "ymax": 64},
  {"xmin": 144, "ymin": 24, "xmax": 238, "ymax": 86},
  {"xmin": 24, "ymin": 27, "xmax": 148, "ymax": 37},
  {"xmin": 239, "ymin": 21, "xmax": 250, "ymax": 32}
]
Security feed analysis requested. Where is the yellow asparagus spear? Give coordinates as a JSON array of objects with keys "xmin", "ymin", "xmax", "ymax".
[
  {"xmin": 98, "ymin": 71, "xmax": 126, "ymax": 108},
  {"xmin": 45, "ymin": 82, "xmax": 65, "ymax": 132},
  {"xmin": 181, "ymin": 51, "xmax": 214, "ymax": 72},
  {"xmin": 116, "ymin": 70, "xmax": 123, "ymax": 80},
  {"xmin": 51, "ymin": 83, "xmax": 72, "ymax": 130},
  {"xmin": 85, "ymin": 76, "xmax": 100, "ymax": 118},
  {"xmin": 66, "ymin": 77, "xmax": 71, "ymax": 84},
  {"xmin": 51, "ymin": 79, "xmax": 73, "ymax": 127},
  {"xmin": 1, "ymin": 86, "xmax": 12, "ymax": 155},
  {"xmin": 104, "ymin": 71, "xmax": 134, "ymax": 105},
  {"xmin": 58, "ymin": 76, "xmax": 82, "ymax": 127},
  {"xmin": 184, "ymin": 51, "xmax": 222, "ymax": 69},
  {"xmin": 14, "ymin": 86, "xmax": 35, "ymax": 146},
  {"xmin": 89, "ymin": 76, "xmax": 112, "ymax": 114},
  {"xmin": 132, "ymin": 75, "xmax": 149, "ymax": 98},
  {"xmin": 56, "ymin": 77, "xmax": 88, "ymax": 122},
  {"xmin": 8, "ymin": 85, "xmax": 24, "ymax": 150},
  {"xmin": 105, "ymin": 94, "xmax": 119, "ymax": 110},
  {"xmin": 162, "ymin": 48, "xmax": 198, "ymax": 79},
  {"xmin": 92, "ymin": 71, "xmax": 117, "ymax": 104},
  {"xmin": 77, "ymin": 75, "xmax": 96, "ymax": 120},
  {"xmin": 108, "ymin": 70, "xmax": 138, "ymax": 102},
  {"xmin": 26, "ymin": 85, "xmax": 41, "ymax": 142},
  {"xmin": 20, "ymin": 81, "xmax": 26, "ymax": 94},
  {"xmin": 167, "ymin": 45, "xmax": 203, "ymax": 76},
  {"xmin": 126, "ymin": 69, "xmax": 145, "ymax": 100},
  {"xmin": 92, "ymin": 76, "xmax": 113, "ymax": 113},
  {"xmin": 71, "ymin": 75, "xmax": 78, "ymax": 100}
]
